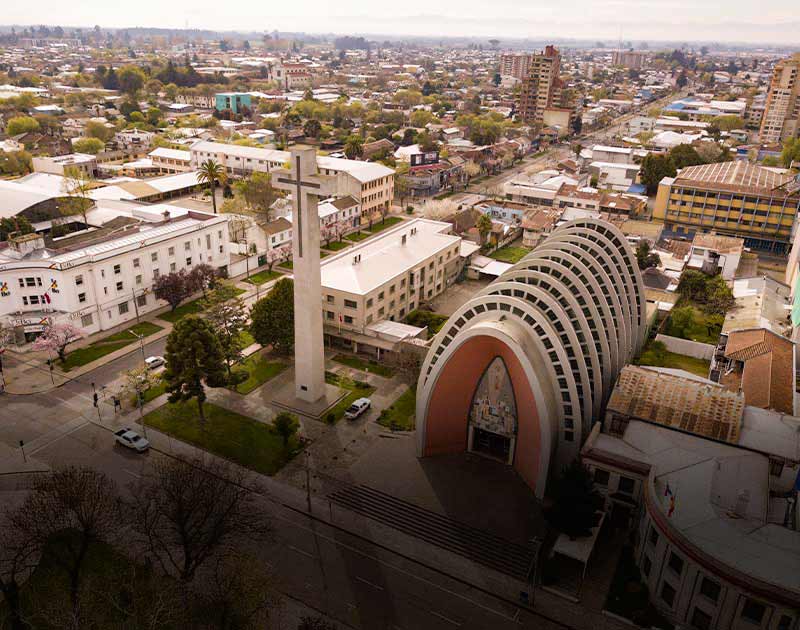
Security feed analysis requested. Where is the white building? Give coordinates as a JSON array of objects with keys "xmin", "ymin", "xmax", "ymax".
[
  {"xmin": 32, "ymin": 153, "xmax": 97, "ymax": 178},
  {"xmin": 148, "ymin": 147, "xmax": 193, "ymax": 174},
  {"xmin": 0, "ymin": 202, "xmax": 230, "ymax": 345}
]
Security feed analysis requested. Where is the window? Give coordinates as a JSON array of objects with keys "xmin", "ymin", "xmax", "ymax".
[
  {"xmin": 206, "ymin": 234, "xmax": 212, "ymax": 249},
  {"xmin": 81, "ymin": 314, "xmax": 93, "ymax": 327},
  {"xmin": 101, "ymin": 269, "xmax": 106, "ymax": 279},
  {"xmin": 133, "ymin": 258, "xmax": 140, "ymax": 268},
  {"xmin": 22, "ymin": 296, "xmax": 28, "ymax": 306},
  {"xmin": 740, "ymin": 600, "xmax": 766, "ymax": 625},
  {"xmin": 618, "ymin": 476, "xmax": 635, "ymax": 494},
  {"xmin": 29, "ymin": 295, "xmax": 39, "ymax": 305},
  {"xmin": 18, "ymin": 279, "xmax": 24, "ymax": 288},
  {"xmin": 699, "ymin": 578, "xmax": 720, "ymax": 603},
  {"xmin": 25, "ymin": 278, "xmax": 36, "ymax": 287},
  {"xmin": 137, "ymin": 295, "xmax": 147, "ymax": 307},
  {"xmin": 151, "ymin": 252, "xmax": 158, "ymax": 262},
  {"xmin": 186, "ymin": 257, "xmax": 192, "ymax": 266},
  {"xmin": 343, "ymin": 315, "xmax": 353, "ymax": 324},
  {"xmin": 184, "ymin": 241, "xmax": 191, "ymax": 251},
  {"xmin": 116, "ymin": 281, "xmax": 123, "ymax": 291},
  {"xmin": 769, "ymin": 459, "xmax": 785, "ymax": 477},
  {"xmin": 691, "ymin": 608, "xmax": 712, "ymax": 630},
  {"xmin": 326, "ymin": 311, "xmax": 334, "ymax": 320},
  {"xmin": 153, "ymin": 269, "xmax": 160, "ymax": 279},
  {"xmin": 390, "ymin": 285, "xmax": 396, "ymax": 294},
  {"xmin": 668, "ymin": 552, "xmax": 684, "ymax": 575},
  {"xmin": 168, "ymin": 246, "xmax": 175, "ymax": 256},
  {"xmin": 327, "ymin": 295, "xmax": 335, "ymax": 304},
  {"xmin": 170, "ymin": 262, "xmax": 177, "ymax": 272},
  {"xmin": 593, "ymin": 469, "xmax": 610, "ymax": 487},
  {"xmin": 78, "ymin": 292, "xmax": 86, "ymax": 303},
  {"xmin": 344, "ymin": 299, "xmax": 357, "ymax": 309},
  {"xmin": 660, "ymin": 583, "xmax": 676, "ymax": 607},
  {"xmin": 366, "ymin": 298, "xmax": 373, "ymax": 308},
  {"xmin": 135, "ymin": 274, "xmax": 142, "ymax": 285},
  {"xmin": 118, "ymin": 302, "xmax": 129, "ymax": 315},
  {"xmin": 378, "ymin": 291, "xmax": 384, "ymax": 300},
  {"xmin": 75, "ymin": 275, "xmax": 83, "ymax": 286}
]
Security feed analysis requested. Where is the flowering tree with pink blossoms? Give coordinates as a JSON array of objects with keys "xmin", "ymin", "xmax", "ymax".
[{"xmin": 32, "ymin": 323, "xmax": 82, "ymax": 362}]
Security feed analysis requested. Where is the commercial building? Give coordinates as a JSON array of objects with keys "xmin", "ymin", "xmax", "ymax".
[
  {"xmin": 416, "ymin": 219, "xmax": 646, "ymax": 497},
  {"xmin": 653, "ymin": 162, "xmax": 800, "ymax": 253},
  {"xmin": 583, "ymin": 366, "xmax": 800, "ymax": 630},
  {"xmin": 189, "ymin": 141, "xmax": 394, "ymax": 223},
  {"xmin": 0, "ymin": 202, "xmax": 230, "ymax": 345},
  {"xmin": 215, "ymin": 92, "xmax": 252, "ymax": 114},
  {"xmin": 759, "ymin": 54, "xmax": 800, "ymax": 144}
]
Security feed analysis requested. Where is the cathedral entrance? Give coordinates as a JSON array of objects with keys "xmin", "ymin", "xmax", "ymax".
[{"xmin": 467, "ymin": 356, "xmax": 518, "ymax": 465}]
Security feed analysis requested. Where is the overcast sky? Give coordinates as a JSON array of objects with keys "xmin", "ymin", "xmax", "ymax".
[{"xmin": 3, "ymin": 0, "xmax": 799, "ymax": 44}]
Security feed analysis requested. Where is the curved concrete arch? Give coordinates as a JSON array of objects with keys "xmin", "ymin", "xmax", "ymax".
[
  {"xmin": 491, "ymin": 268, "xmax": 604, "ymax": 418},
  {"xmin": 478, "ymin": 280, "xmax": 594, "ymax": 435},
  {"xmin": 541, "ymin": 233, "xmax": 636, "ymax": 361}
]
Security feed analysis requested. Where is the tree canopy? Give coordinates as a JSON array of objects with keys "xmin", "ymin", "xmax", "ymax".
[{"xmin": 250, "ymin": 278, "xmax": 294, "ymax": 355}]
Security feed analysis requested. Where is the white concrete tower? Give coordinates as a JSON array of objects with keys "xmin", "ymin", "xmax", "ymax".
[{"xmin": 274, "ymin": 147, "xmax": 335, "ymax": 402}]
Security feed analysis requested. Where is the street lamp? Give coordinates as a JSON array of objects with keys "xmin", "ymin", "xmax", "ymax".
[{"xmin": 129, "ymin": 330, "xmax": 147, "ymax": 366}]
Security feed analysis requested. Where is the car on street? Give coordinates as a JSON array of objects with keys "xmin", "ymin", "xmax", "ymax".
[
  {"xmin": 114, "ymin": 428, "xmax": 150, "ymax": 452},
  {"xmin": 144, "ymin": 356, "xmax": 165, "ymax": 370},
  {"xmin": 344, "ymin": 397, "xmax": 371, "ymax": 420}
]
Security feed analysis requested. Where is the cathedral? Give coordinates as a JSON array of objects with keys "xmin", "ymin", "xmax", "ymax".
[{"xmin": 415, "ymin": 218, "xmax": 647, "ymax": 497}]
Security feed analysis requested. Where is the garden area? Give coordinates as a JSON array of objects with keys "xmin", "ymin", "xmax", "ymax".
[
  {"xmin": 366, "ymin": 216, "xmax": 404, "ymax": 234},
  {"xmin": 243, "ymin": 269, "xmax": 282, "ymax": 285},
  {"xmin": 663, "ymin": 305, "xmax": 723, "ymax": 344},
  {"xmin": 325, "ymin": 371, "xmax": 376, "ymax": 423},
  {"xmin": 636, "ymin": 341, "xmax": 711, "ymax": 378},
  {"xmin": 323, "ymin": 239, "xmax": 350, "ymax": 251},
  {"xmin": 228, "ymin": 352, "xmax": 288, "ymax": 395},
  {"xmin": 406, "ymin": 309, "xmax": 449, "ymax": 335},
  {"xmin": 59, "ymin": 322, "xmax": 163, "ymax": 371},
  {"xmin": 333, "ymin": 353, "xmax": 396, "ymax": 378},
  {"xmin": 378, "ymin": 387, "xmax": 416, "ymax": 431},
  {"xmin": 489, "ymin": 244, "xmax": 531, "ymax": 264},
  {"xmin": 143, "ymin": 400, "xmax": 301, "ymax": 475}
]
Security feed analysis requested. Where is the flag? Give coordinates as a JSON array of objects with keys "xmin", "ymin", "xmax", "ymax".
[
  {"xmin": 43, "ymin": 293, "xmax": 50, "ymax": 304},
  {"xmin": 668, "ymin": 494, "xmax": 676, "ymax": 517}
]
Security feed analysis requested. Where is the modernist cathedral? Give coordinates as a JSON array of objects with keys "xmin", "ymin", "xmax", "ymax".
[{"xmin": 416, "ymin": 218, "xmax": 646, "ymax": 497}]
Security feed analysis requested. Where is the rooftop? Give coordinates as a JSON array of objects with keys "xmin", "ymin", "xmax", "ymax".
[{"xmin": 674, "ymin": 161, "xmax": 798, "ymax": 196}]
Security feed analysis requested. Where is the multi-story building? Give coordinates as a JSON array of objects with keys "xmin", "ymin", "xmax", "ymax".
[
  {"xmin": 319, "ymin": 218, "xmax": 463, "ymax": 356},
  {"xmin": 518, "ymin": 45, "xmax": 565, "ymax": 126},
  {"xmin": 271, "ymin": 62, "xmax": 313, "ymax": 90},
  {"xmin": 611, "ymin": 50, "xmax": 648, "ymax": 70},
  {"xmin": 0, "ymin": 202, "xmax": 230, "ymax": 345},
  {"xmin": 653, "ymin": 162, "xmax": 800, "ymax": 253},
  {"xmin": 499, "ymin": 53, "xmax": 533, "ymax": 81},
  {"xmin": 214, "ymin": 92, "xmax": 252, "ymax": 114},
  {"xmin": 190, "ymin": 141, "xmax": 394, "ymax": 223},
  {"xmin": 149, "ymin": 147, "xmax": 193, "ymax": 174},
  {"xmin": 175, "ymin": 93, "xmax": 215, "ymax": 109},
  {"xmin": 759, "ymin": 54, "xmax": 800, "ymax": 144}
]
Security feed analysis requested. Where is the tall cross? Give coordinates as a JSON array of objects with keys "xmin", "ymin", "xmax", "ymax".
[{"xmin": 276, "ymin": 155, "xmax": 321, "ymax": 259}]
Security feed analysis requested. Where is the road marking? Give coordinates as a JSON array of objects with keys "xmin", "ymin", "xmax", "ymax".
[
  {"xmin": 429, "ymin": 610, "xmax": 462, "ymax": 626},
  {"xmin": 355, "ymin": 576, "xmax": 384, "ymax": 591},
  {"xmin": 289, "ymin": 545, "xmax": 318, "ymax": 560}
]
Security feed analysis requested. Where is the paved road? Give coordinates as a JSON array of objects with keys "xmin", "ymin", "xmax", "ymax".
[{"xmin": 29, "ymin": 422, "xmax": 570, "ymax": 630}]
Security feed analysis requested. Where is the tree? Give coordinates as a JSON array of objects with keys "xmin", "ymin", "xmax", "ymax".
[
  {"xmin": 677, "ymin": 269, "xmax": 708, "ymax": 302},
  {"xmin": 5, "ymin": 116, "xmax": 39, "ymax": 136},
  {"xmin": 303, "ymin": 118, "xmax": 322, "ymax": 138},
  {"xmin": 234, "ymin": 171, "xmax": 277, "ymax": 220},
  {"xmin": 463, "ymin": 160, "xmax": 481, "ymax": 185},
  {"xmin": 344, "ymin": 135, "xmax": 364, "ymax": 159},
  {"xmin": 0, "ymin": 216, "xmax": 33, "ymax": 241},
  {"xmin": 117, "ymin": 65, "xmax": 146, "ymax": 95},
  {"xmin": 668, "ymin": 143, "xmax": 704, "ymax": 169},
  {"xmin": 85, "ymin": 120, "xmax": 114, "ymax": 142},
  {"xmin": 188, "ymin": 262, "xmax": 218, "ymax": 298},
  {"xmin": 250, "ymin": 278, "xmax": 294, "ymax": 354},
  {"xmin": 635, "ymin": 241, "xmax": 660, "ymax": 270},
  {"xmin": 7, "ymin": 466, "xmax": 121, "ymax": 619},
  {"xmin": 163, "ymin": 317, "xmax": 226, "ymax": 422},
  {"xmin": 781, "ymin": 137, "xmax": 800, "ymax": 168},
  {"xmin": 639, "ymin": 154, "xmax": 677, "ymax": 195},
  {"xmin": 154, "ymin": 269, "xmax": 192, "ymax": 312},
  {"xmin": 546, "ymin": 460, "xmax": 602, "ymax": 539},
  {"xmin": 204, "ymin": 284, "xmax": 248, "ymax": 382},
  {"xmin": 676, "ymin": 71, "xmax": 688, "ymax": 88},
  {"xmin": 73, "ymin": 137, "xmax": 104, "ymax": 154},
  {"xmin": 571, "ymin": 143, "xmax": 583, "ymax": 160},
  {"xmin": 711, "ymin": 114, "xmax": 745, "ymax": 132},
  {"xmin": 273, "ymin": 412, "xmax": 299, "ymax": 449},
  {"xmin": 127, "ymin": 457, "xmax": 271, "ymax": 592},
  {"xmin": 60, "ymin": 165, "xmax": 95, "ymax": 226},
  {"xmin": 198, "ymin": 159, "xmax": 228, "ymax": 214},
  {"xmin": 0, "ymin": 510, "xmax": 39, "ymax": 630},
  {"xmin": 33, "ymin": 322, "xmax": 82, "ymax": 362},
  {"xmin": 668, "ymin": 305, "xmax": 696, "ymax": 338},
  {"xmin": 265, "ymin": 244, "xmax": 290, "ymax": 272},
  {"xmin": 476, "ymin": 213, "xmax": 493, "ymax": 245}
]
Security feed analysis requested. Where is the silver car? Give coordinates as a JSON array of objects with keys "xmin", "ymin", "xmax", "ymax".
[{"xmin": 114, "ymin": 428, "xmax": 150, "ymax": 452}]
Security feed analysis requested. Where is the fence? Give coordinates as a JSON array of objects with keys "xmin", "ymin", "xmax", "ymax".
[{"xmin": 654, "ymin": 334, "xmax": 715, "ymax": 360}]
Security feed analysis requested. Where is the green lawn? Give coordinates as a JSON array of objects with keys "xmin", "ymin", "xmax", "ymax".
[
  {"xmin": 378, "ymin": 387, "xmax": 416, "ymax": 431},
  {"xmin": 345, "ymin": 230, "xmax": 371, "ymax": 242},
  {"xmin": 282, "ymin": 252, "xmax": 328, "ymax": 270},
  {"xmin": 323, "ymin": 240, "xmax": 350, "ymax": 251},
  {"xmin": 143, "ymin": 400, "xmax": 301, "ymax": 475},
  {"xmin": 244, "ymin": 269, "xmax": 282, "ymax": 285},
  {"xmin": 637, "ymin": 346, "xmax": 711, "ymax": 378},
  {"xmin": 333, "ymin": 354, "xmax": 395, "ymax": 378},
  {"xmin": 665, "ymin": 305, "xmax": 722, "ymax": 344},
  {"xmin": 238, "ymin": 330, "xmax": 255, "ymax": 348},
  {"xmin": 229, "ymin": 352, "xmax": 288, "ymax": 394},
  {"xmin": 60, "ymin": 321, "xmax": 163, "ymax": 371},
  {"xmin": 141, "ymin": 377, "xmax": 168, "ymax": 404},
  {"xmin": 489, "ymin": 245, "xmax": 532, "ymax": 264},
  {"xmin": 366, "ymin": 216, "xmax": 404, "ymax": 234},
  {"xmin": 324, "ymin": 371, "xmax": 376, "ymax": 423},
  {"xmin": 158, "ymin": 297, "xmax": 205, "ymax": 323}
]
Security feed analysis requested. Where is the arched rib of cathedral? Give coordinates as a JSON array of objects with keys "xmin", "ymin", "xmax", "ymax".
[{"xmin": 415, "ymin": 218, "xmax": 646, "ymax": 497}]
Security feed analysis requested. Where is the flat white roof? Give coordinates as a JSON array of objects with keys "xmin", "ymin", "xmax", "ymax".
[
  {"xmin": 149, "ymin": 147, "xmax": 192, "ymax": 161},
  {"xmin": 320, "ymin": 218, "xmax": 459, "ymax": 295}
]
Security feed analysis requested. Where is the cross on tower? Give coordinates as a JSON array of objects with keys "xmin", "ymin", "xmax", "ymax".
[{"xmin": 276, "ymin": 155, "xmax": 321, "ymax": 259}]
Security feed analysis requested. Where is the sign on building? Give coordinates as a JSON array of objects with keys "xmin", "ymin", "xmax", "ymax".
[{"xmin": 410, "ymin": 151, "xmax": 440, "ymax": 167}]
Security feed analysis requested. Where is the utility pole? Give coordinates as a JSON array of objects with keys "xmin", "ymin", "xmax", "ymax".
[
  {"xmin": 131, "ymin": 288, "xmax": 141, "ymax": 324},
  {"xmin": 129, "ymin": 330, "xmax": 146, "ymax": 365}
]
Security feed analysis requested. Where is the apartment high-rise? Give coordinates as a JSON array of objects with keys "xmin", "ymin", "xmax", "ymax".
[
  {"xmin": 518, "ymin": 45, "xmax": 563, "ymax": 125},
  {"xmin": 499, "ymin": 53, "xmax": 533, "ymax": 80},
  {"xmin": 759, "ymin": 54, "xmax": 800, "ymax": 144}
]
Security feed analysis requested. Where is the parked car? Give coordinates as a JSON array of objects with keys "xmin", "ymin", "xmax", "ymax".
[
  {"xmin": 114, "ymin": 428, "xmax": 150, "ymax": 452},
  {"xmin": 144, "ymin": 356, "xmax": 165, "ymax": 370},
  {"xmin": 344, "ymin": 397, "xmax": 371, "ymax": 420}
]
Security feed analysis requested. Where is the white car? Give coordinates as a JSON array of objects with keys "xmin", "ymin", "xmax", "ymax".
[
  {"xmin": 114, "ymin": 428, "xmax": 150, "ymax": 452},
  {"xmin": 144, "ymin": 356, "xmax": 165, "ymax": 370},
  {"xmin": 344, "ymin": 397, "xmax": 371, "ymax": 420}
]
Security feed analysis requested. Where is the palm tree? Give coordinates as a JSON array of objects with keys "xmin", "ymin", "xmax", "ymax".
[
  {"xmin": 197, "ymin": 159, "xmax": 227, "ymax": 214},
  {"xmin": 344, "ymin": 135, "xmax": 364, "ymax": 160}
]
